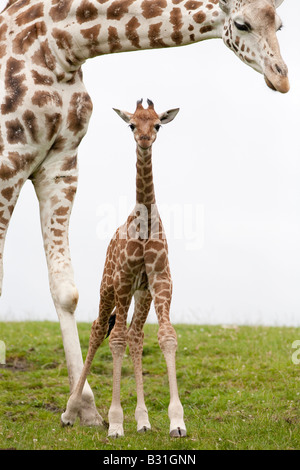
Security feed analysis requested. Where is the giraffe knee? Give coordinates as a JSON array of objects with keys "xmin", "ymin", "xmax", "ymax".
[
  {"xmin": 158, "ymin": 324, "xmax": 177, "ymax": 353},
  {"xmin": 53, "ymin": 279, "xmax": 79, "ymax": 314},
  {"xmin": 109, "ymin": 328, "xmax": 127, "ymax": 356}
]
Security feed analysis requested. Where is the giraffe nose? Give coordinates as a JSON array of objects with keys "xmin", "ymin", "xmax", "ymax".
[
  {"xmin": 274, "ymin": 63, "xmax": 288, "ymax": 77},
  {"xmin": 140, "ymin": 135, "xmax": 150, "ymax": 141}
]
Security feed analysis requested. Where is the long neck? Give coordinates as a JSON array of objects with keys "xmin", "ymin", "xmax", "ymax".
[
  {"xmin": 41, "ymin": 0, "xmax": 225, "ymax": 67},
  {"xmin": 136, "ymin": 146, "xmax": 156, "ymax": 207}
]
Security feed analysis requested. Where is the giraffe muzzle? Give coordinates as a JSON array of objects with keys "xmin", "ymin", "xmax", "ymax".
[
  {"xmin": 264, "ymin": 73, "xmax": 290, "ymax": 94},
  {"xmin": 264, "ymin": 60, "xmax": 290, "ymax": 93}
]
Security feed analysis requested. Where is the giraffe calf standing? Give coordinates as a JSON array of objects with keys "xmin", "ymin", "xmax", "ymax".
[{"xmin": 61, "ymin": 99, "xmax": 186, "ymax": 438}]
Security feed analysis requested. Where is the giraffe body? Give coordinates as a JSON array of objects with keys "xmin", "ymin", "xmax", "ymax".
[
  {"xmin": 0, "ymin": 0, "xmax": 289, "ymax": 427},
  {"xmin": 61, "ymin": 100, "xmax": 186, "ymax": 437}
]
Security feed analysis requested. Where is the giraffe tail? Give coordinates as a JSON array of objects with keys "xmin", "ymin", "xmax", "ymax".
[{"xmin": 106, "ymin": 311, "xmax": 116, "ymax": 338}]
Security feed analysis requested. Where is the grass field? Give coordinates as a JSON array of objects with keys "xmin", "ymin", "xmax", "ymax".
[{"xmin": 0, "ymin": 322, "xmax": 299, "ymax": 450}]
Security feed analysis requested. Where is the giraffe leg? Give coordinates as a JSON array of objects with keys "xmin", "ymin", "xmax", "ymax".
[
  {"xmin": 127, "ymin": 290, "xmax": 152, "ymax": 433},
  {"xmin": 108, "ymin": 284, "xmax": 132, "ymax": 438},
  {"xmin": 148, "ymin": 273, "xmax": 187, "ymax": 438},
  {"xmin": 61, "ymin": 285, "xmax": 115, "ymax": 426},
  {"xmin": 31, "ymin": 159, "xmax": 103, "ymax": 427},
  {"xmin": 0, "ymin": 176, "xmax": 25, "ymax": 297}
]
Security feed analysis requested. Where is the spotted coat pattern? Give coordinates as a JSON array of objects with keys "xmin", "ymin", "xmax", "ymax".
[{"xmin": 61, "ymin": 100, "xmax": 186, "ymax": 437}]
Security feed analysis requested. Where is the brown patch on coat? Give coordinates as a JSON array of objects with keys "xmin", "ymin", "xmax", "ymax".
[
  {"xmin": 0, "ymin": 211, "xmax": 8, "ymax": 226},
  {"xmin": 193, "ymin": 11, "xmax": 206, "ymax": 23},
  {"xmin": 15, "ymin": 3, "xmax": 44, "ymax": 26},
  {"xmin": 62, "ymin": 186, "xmax": 77, "ymax": 202},
  {"xmin": 80, "ymin": 24, "xmax": 101, "ymax": 57},
  {"xmin": 50, "ymin": 135, "xmax": 67, "ymax": 152},
  {"xmin": 0, "ymin": 23, "xmax": 8, "ymax": 42},
  {"xmin": 56, "ymin": 217, "xmax": 67, "ymax": 226},
  {"xmin": 107, "ymin": 0, "xmax": 134, "ymax": 20},
  {"xmin": 200, "ymin": 24, "xmax": 213, "ymax": 34},
  {"xmin": 127, "ymin": 240, "xmax": 143, "ymax": 257},
  {"xmin": 170, "ymin": 7, "xmax": 183, "ymax": 45},
  {"xmin": 54, "ymin": 206, "xmax": 69, "ymax": 216},
  {"xmin": 52, "ymin": 28, "xmax": 81, "ymax": 65},
  {"xmin": 184, "ymin": 1, "xmax": 203, "ymax": 9},
  {"xmin": 67, "ymin": 92, "xmax": 93, "ymax": 134},
  {"xmin": 108, "ymin": 26, "xmax": 122, "ymax": 53},
  {"xmin": 0, "ymin": 24, "xmax": 7, "ymax": 58},
  {"xmin": 0, "ymin": 152, "xmax": 36, "ymax": 181},
  {"xmin": 23, "ymin": 110, "xmax": 39, "ymax": 143},
  {"xmin": 1, "ymin": 187, "xmax": 14, "ymax": 201},
  {"xmin": 31, "ymin": 70, "xmax": 54, "ymax": 86},
  {"xmin": 1, "ymin": 57, "xmax": 28, "ymax": 115},
  {"xmin": 32, "ymin": 40, "xmax": 57, "ymax": 71},
  {"xmin": 76, "ymin": 0, "xmax": 98, "ymax": 24},
  {"xmin": 13, "ymin": 21, "xmax": 47, "ymax": 54},
  {"xmin": 51, "ymin": 228, "xmax": 64, "ymax": 237},
  {"xmin": 31, "ymin": 90, "xmax": 62, "ymax": 108},
  {"xmin": 0, "ymin": 44, "xmax": 6, "ymax": 59},
  {"xmin": 60, "ymin": 156, "xmax": 77, "ymax": 171},
  {"xmin": 0, "ymin": 129, "xmax": 3, "ymax": 154},
  {"xmin": 125, "ymin": 16, "xmax": 141, "ymax": 49},
  {"xmin": 146, "ymin": 240, "xmax": 165, "ymax": 251},
  {"xmin": 7, "ymin": 0, "xmax": 30, "ymax": 14},
  {"xmin": 142, "ymin": 0, "xmax": 167, "ymax": 19},
  {"xmin": 148, "ymin": 23, "xmax": 168, "ymax": 48},
  {"xmin": 49, "ymin": 0, "xmax": 74, "ymax": 22},
  {"xmin": 144, "ymin": 250, "xmax": 157, "ymax": 264},
  {"xmin": 45, "ymin": 113, "xmax": 62, "ymax": 141},
  {"xmin": 6, "ymin": 118, "xmax": 27, "ymax": 145}
]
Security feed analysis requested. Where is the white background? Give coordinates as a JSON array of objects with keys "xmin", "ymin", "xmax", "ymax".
[{"xmin": 0, "ymin": 1, "xmax": 299, "ymax": 326}]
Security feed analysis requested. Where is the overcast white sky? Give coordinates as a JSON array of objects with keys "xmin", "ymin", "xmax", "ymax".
[{"xmin": 0, "ymin": 1, "xmax": 299, "ymax": 326}]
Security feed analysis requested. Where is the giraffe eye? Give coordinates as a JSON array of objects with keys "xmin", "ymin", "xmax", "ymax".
[
  {"xmin": 154, "ymin": 124, "xmax": 161, "ymax": 132},
  {"xmin": 129, "ymin": 124, "xmax": 136, "ymax": 131},
  {"xmin": 234, "ymin": 21, "xmax": 251, "ymax": 32}
]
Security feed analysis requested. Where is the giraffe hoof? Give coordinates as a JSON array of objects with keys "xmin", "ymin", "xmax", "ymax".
[
  {"xmin": 61, "ymin": 412, "xmax": 75, "ymax": 427},
  {"xmin": 108, "ymin": 424, "xmax": 124, "ymax": 438},
  {"xmin": 170, "ymin": 427, "xmax": 187, "ymax": 438},
  {"xmin": 137, "ymin": 424, "xmax": 151, "ymax": 433}
]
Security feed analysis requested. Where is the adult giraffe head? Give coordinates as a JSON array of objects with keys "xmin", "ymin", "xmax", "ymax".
[{"xmin": 219, "ymin": 0, "xmax": 289, "ymax": 93}]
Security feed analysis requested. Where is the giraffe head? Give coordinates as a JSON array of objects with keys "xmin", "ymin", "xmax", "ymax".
[
  {"xmin": 113, "ymin": 99, "xmax": 179, "ymax": 150},
  {"xmin": 219, "ymin": 0, "xmax": 289, "ymax": 93}
]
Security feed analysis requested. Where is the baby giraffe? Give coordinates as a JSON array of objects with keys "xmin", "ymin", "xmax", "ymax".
[{"xmin": 61, "ymin": 99, "xmax": 186, "ymax": 438}]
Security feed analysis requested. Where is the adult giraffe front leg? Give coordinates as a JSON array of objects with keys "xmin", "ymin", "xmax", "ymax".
[
  {"xmin": 31, "ymin": 152, "xmax": 104, "ymax": 427},
  {"xmin": 0, "ymin": 163, "xmax": 30, "ymax": 297}
]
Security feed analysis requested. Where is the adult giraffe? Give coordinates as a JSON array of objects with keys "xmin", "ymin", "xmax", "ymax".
[{"xmin": 0, "ymin": 0, "xmax": 289, "ymax": 427}]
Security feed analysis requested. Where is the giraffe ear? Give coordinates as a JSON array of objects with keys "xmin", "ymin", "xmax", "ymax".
[
  {"xmin": 113, "ymin": 108, "xmax": 132, "ymax": 123},
  {"xmin": 219, "ymin": 0, "xmax": 230, "ymax": 13},
  {"xmin": 159, "ymin": 108, "xmax": 180, "ymax": 125},
  {"xmin": 274, "ymin": 0, "xmax": 284, "ymax": 7}
]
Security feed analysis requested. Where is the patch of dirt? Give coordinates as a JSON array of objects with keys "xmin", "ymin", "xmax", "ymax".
[
  {"xmin": 2, "ymin": 356, "xmax": 30, "ymax": 371},
  {"xmin": 43, "ymin": 403, "xmax": 62, "ymax": 414}
]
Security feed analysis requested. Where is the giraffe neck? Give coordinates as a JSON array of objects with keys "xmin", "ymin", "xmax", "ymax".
[
  {"xmin": 135, "ymin": 146, "xmax": 156, "ymax": 207},
  {"xmin": 36, "ymin": 0, "xmax": 225, "ymax": 69}
]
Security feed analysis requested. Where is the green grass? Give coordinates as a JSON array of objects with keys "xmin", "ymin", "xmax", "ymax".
[{"xmin": 0, "ymin": 322, "xmax": 299, "ymax": 450}]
